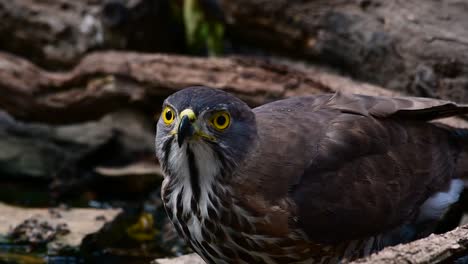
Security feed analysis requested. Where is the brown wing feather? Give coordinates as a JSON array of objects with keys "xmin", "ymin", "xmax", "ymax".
[
  {"xmin": 327, "ymin": 91, "xmax": 468, "ymax": 119},
  {"xmin": 237, "ymin": 93, "xmax": 466, "ymax": 243}
]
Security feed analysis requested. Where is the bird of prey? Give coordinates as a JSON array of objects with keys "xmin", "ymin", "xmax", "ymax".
[{"xmin": 155, "ymin": 86, "xmax": 468, "ymax": 263}]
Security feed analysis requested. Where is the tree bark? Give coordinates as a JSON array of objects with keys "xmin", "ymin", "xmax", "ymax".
[
  {"xmin": 1, "ymin": 51, "xmax": 467, "ymax": 129},
  {"xmin": 352, "ymin": 224, "xmax": 468, "ymax": 264},
  {"xmin": 0, "ymin": 0, "xmax": 184, "ymax": 68},
  {"xmin": 220, "ymin": 0, "xmax": 468, "ymax": 103},
  {"xmin": 0, "ymin": 51, "xmax": 335, "ymax": 124}
]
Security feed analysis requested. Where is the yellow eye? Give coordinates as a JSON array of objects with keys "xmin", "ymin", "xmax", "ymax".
[
  {"xmin": 162, "ymin": 106, "xmax": 175, "ymax": 125},
  {"xmin": 211, "ymin": 111, "xmax": 230, "ymax": 131}
]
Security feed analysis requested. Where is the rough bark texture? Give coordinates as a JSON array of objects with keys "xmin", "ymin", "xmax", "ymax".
[
  {"xmin": 352, "ymin": 224, "xmax": 468, "ymax": 264},
  {"xmin": 1, "ymin": 51, "xmax": 467, "ymax": 129},
  {"xmin": 0, "ymin": 0, "xmax": 183, "ymax": 68},
  {"xmin": 221, "ymin": 0, "xmax": 468, "ymax": 103},
  {"xmin": 0, "ymin": 51, "xmax": 330, "ymax": 124}
]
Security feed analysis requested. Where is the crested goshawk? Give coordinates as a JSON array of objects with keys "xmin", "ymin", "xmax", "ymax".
[{"xmin": 155, "ymin": 86, "xmax": 468, "ymax": 263}]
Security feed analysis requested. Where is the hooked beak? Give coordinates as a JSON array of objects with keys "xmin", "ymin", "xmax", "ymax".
[{"xmin": 177, "ymin": 109, "xmax": 196, "ymax": 147}]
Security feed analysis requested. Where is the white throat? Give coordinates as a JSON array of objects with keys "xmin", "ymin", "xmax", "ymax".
[{"xmin": 165, "ymin": 140, "xmax": 223, "ymax": 218}]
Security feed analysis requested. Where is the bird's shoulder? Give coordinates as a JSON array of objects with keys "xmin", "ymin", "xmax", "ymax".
[
  {"xmin": 253, "ymin": 91, "xmax": 468, "ymax": 120},
  {"xmin": 233, "ymin": 92, "xmax": 465, "ymax": 242}
]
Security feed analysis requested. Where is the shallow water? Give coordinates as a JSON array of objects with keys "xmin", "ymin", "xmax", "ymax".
[{"xmin": 0, "ymin": 182, "xmax": 187, "ymax": 264}]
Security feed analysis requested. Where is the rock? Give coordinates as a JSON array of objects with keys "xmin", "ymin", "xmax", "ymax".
[
  {"xmin": 9, "ymin": 218, "xmax": 70, "ymax": 244},
  {"xmin": 0, "ymin": 110, "xmax": 114, "ymax": 180},
  {"xmin": 0, "ymin": 109, "xmax": 154, "ymax": 184},
  {"xmin": 152, "ymin": 254, "xmax": 205, "ymax": 264},
  {"xmin": 0, "ymin": 202, "xmax": 121, "ymax": 253},
  {"xmin": 95, "ymin": 161, "xmax": 163, "ymax": 178},
  {"xmin": 94, "ymin": 160, "xmax": 164, "ymax": 196},
  {"xmin": 49, "ymin": 109, "xmax": 157, "ymax": 199}
]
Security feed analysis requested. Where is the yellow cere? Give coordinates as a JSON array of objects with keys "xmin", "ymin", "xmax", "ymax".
[
  {"xmin": 180, "ymin": 109, "xmax": 196, "ymax": 121},
  {"xmin": 211, "ymin": 111, "xmax": 231, "ymax": 131},
  {"xmin": 162, "ymin": 106, "xmax": 175, "ymax": 125}
]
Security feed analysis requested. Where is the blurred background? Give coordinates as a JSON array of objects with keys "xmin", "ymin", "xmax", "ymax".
[{"xmin": 1, "ymin": 0, "xmax": 468, "ymax": 263}]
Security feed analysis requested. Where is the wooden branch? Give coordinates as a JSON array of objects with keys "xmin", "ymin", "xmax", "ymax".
[
  {"xmin": 0, "ymin": 51, "xmax": 340, "ymax": 124},
  {"xmin": 220, "ymin": 0, "xmax": 468, "ymax": 103},
  {"xmin": 352, "ymin": 224, "xmax": 468, "ymax": 263},
  {"xmin": 1, "ymin": 51, "xmax": 467, "ymax": 128}
]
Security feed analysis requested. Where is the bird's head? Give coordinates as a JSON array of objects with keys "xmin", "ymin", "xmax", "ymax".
[{"xmin": 155, "ymin": 86, "xmax": 257, "ymax": 181}]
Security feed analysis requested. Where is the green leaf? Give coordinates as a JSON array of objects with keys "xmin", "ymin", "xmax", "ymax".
[{"xmin": 182, "ymin": 0, "xmax": 224, "ymax": 56}]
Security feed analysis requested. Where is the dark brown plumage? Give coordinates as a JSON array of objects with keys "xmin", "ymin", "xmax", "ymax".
[{"xmin": 155, "ymin": 87, "xmax": 468, "ymax": 263}]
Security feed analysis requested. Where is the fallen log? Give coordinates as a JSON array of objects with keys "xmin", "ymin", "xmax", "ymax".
[
  {"xmin": 0, "ymin": 51, "xmax": 333, "ymax": 124},
  {"xmin": 0, "ymin": 51, "xmax": 467, "ymax": 129},
  {"xmin": 0, "ymin": 0, "xmax": 183, "ymax": 68},
  {"xmin": 220, "ymin": 0, "xmax": 468, "ymax": 103},
  {"xmin": 352, "ymin": 224, "xmax": 468, "ymax": 264}
]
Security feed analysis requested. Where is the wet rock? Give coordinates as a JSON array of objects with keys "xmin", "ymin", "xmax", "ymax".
[
  {"xmin": 0, "ymin": 202, "xmax": 122, "ymax": 253},
  {"xmin": 152, "ymin": 254, "xmax": 205, "ymax": 264},
  {"xmin": 9, "ymin": 218, "xmax": 70, "ymax": 244}
]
